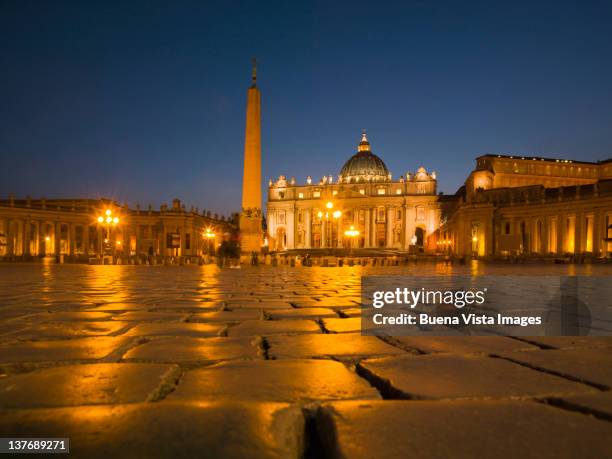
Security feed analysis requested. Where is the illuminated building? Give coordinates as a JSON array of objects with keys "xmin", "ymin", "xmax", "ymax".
[
  {"xmin": 0, "ymin": 197, "xmax": 230, "ymax": 262},
  {"xmin": 267, "ymin": 131, "xmax": 453, "ymax": 251},
  {"xmin": 434, "ymin": 155, "xmax": 612, "ymax": 257}
]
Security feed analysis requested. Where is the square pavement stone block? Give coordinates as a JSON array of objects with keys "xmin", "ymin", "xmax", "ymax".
[
  {"xmin": 268, "ymin": 308, "xmax": 337, "ymax": 320},
  {"xmin": 338, "ymin": 307, "xmax": 362, "ymax": 317},
  {"xmin": 85, "ymin": 302, "xmax": 153, "ymax": 311},
  {"xmin": 319, "ymin": 400, "xmax": 612, "ymax": 459},
  {"xmin": 226, "ymin": 300, "xmax": 295, "ymax": 309},
  {"xmin": 291, "ymin": 299, "xmax": 359, "ymax": 309},
  {"xmin": 498, "ymin": 348, "xmax": 612, "ymax": 388},
  {"xmin": 187, "ymin": 309, "xmax": 262, "ymax": 322},
  {"xmin": 0, "ymin": 337, "xmax": 131, "ymax": 363},
  {"xmin": 267, "ymin": 334, "xmax": 405, "ymax": 359},
  {"xmin": 7, "ymin": 321, "xmax": 131, "ymax": 340},
  {"xmin": 0, "ymin": 363, "xmax": 174, "ymax": 408},
  {"xmin": 323, "ymin": 318, "xmax": 362, "ymax": 333},
  {"xmin": 515, "ymin": 336, "xmax": 612, "ymax": 349},
  {"xmin": 123, "ymin": 336, "xmax": 260, "ymax": 363},
  {"xmin": 0, "ymin": 401, "xmax": 304, "ymax": 459},
  {"xmin": 22, "ymin": 311, "xmax": 116, "ymax": 322},
  {"xmin": 228, "ymin": 320, "xmax": 321, "ymax": 337},
  {"xmin": 124, "ymin": 322, "xmax": 221, "ymax": 338},
  {"xmin": 392, "ymin": 336, "xmax": 540, "ymax": 355},
  {"xmin": 168, "ymin": 359, "xmax": 379, "ymax": 403},
  {"xmin": 111, "ymin": 311, "xmax": 188, "ymax": 322},
  {"xmin": 359, "ymin": 354, "xmax": 595, "ymax": 399}
]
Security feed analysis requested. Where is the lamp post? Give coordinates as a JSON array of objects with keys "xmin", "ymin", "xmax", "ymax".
[
  {"xmin": 318, "ymin": 201, "xmax": 342, "ymax": 249},
  {"xmin": 344, "ymin": 225, "xmax": 360, "ymax": 256},
  {"xmin": 97, "ymin": 209, "xmax": 119, "ymax": 257},
  {"xmin": 203, "ymin": 228, "xmax": 216, "ymax": 257}
]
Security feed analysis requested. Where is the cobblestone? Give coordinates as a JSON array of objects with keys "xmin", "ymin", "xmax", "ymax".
[
  {"xmin": 317, "ymin": 400, "xmax": 612, "ymax": 458},
  {"xmin": 168, "ymin": 359, "xmax": 379, "ymax": 403},
  {"xmin": 1, "ymin": 263, "xmax": 611, "ymax": 457}
]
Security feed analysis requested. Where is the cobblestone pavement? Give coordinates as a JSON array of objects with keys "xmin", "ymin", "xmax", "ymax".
[{"xmin": 0, "ymin": 263, "xmax": 611, "ymax": 458}]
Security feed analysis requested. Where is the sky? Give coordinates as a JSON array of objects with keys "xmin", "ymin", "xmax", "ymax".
[{"xmin": 1, "ymin": 0, "xmax": 611, "ymax": 215}]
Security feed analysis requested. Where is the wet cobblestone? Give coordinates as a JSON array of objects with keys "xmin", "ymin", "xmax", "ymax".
[{"xmin": 0, "ymin": 263, "xmax": 611, "ymax": 458}]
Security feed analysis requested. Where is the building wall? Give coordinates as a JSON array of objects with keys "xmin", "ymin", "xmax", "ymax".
[
  {"xmin": 0, "ymin": 198, "xmax": 231, "ymax": 261},
  {"xmin": 266, "ymin": 172, "xmax": 452, "ymax": 251},
  {"xmin": 434, "ymin": 181, "xmax": 612, "ymax": 258},
  {"xmin": 465, "ymin": 155, "xmax": 612, "ymax": 200}
]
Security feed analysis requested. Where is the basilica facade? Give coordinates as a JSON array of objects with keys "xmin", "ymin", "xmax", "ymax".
[{"xmin": 266, "ymin": 132, "xmax": 455, "ymax": 251}]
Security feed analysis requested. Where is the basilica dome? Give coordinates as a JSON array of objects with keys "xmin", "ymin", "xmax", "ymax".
[{"xmin": 340, "ymin": 131, "xmax": 390, "ymax": 182}]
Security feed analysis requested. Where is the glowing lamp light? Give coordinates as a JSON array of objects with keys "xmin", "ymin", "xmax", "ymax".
[
  {"xmin": 113, "ymin": 217, "xmax": 119, "ymax": 224},
  {"xmin": 106, "ymin": 216, "xmax": 112, "ymax": 224},
  {"xmin": 317, "ymin": 211, "xmax": 323, "ymax": 218},
  {"xmin": 116, "ymin": 240, "xmax": 122, "ymax": 246},
  {"xmin": 45, "ymin": 236, "xmax": 50, "ymax": 242},
  {"xmin": 105, "ymin": 209, "xmax": 111, "ymax": 216},
  {"xmin": 344, "ymin": 226, "xmax": 360, "ymax": 238},
  {"xmin": 97, "ymin": 216, "xmax": 104, "ymax": 223},
  {"xmin": 472, "ymin": 236, "xmax": 478, "ymax": 243},
  {"xmin": 332, "ymin": 210, "xmax": 342, "ymax": 219},
  {"xmin": 325, "ymin": 201, "xmax": 334, "ymax": 209}
]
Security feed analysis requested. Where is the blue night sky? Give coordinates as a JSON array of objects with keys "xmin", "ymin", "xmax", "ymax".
[{"xmin": 1, "ymin": 0, "xmax": 611, "ymax": 215}]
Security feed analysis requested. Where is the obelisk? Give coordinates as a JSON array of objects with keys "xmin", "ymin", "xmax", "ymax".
[{"xmin": 239, "ymin": 59, "xmax": 263, "ymax": 255}]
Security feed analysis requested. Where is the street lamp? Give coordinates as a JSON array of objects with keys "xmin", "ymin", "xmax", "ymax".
[
  {"xmin": 344, "ymin": 225, "xmax": 360, "ymax": 255},
  {"xmin": 203, "ymin": 228, "xmax": 215, "ymax": 255},
  {"xmin": 97, "ymin": 208, "xmax": 120, "ymax": 255}
]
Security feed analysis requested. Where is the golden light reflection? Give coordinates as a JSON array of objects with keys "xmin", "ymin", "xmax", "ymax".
[{"xmin": 83, "ymin": 265, "xmax": 130, "ymax": 305}]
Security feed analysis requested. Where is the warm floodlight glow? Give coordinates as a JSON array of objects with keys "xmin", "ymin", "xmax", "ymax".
[
  {"xmin": 106, "ymin": 216, "xmax": 112, "ymax": 224},
  {"xmin": 97, "ymin": 216, "xmax": 104, "ymax": 223},
  {"xmin": 325, "ymin": 201, "xmax": 333, "ymax": 209},
  {"xmin": 116, "ymin": 240, "xmax": 121, "ymax": 246},
  {"xmin": 204, "ymin": 228, "xmax": 215, "ymax": 239},
  {"xmin": 45, "ymin": 236, "xmax": 50, "ymax": 242},
  {"xmin": 113, "ymin": 217, "xmax": 119, "ymax": 224},
  {"xmin": 344, "ymin": 225, "xmax": 360, "ymax": 237},
  {"xmin": 317, "ymin": 211, "xmax": 323, "ymax": 218},
  {"xmin": 472, "ymin": 236, "xmax": 478, "ymax": 242},
  {"xmin": 105, "ymin": 209, "xmax": 111, "ymax": 216},
  {"xmin": 332, "ymin": 210, "xmax": 342, "ymax": 219}
]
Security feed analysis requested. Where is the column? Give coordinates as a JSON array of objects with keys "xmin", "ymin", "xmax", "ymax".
[
  {"xmin": 287, "ymin": 209, "xmax": 295, "ymax": 249},
  {"xmin": 69, "ymin": 223, "xmax": 76, "ymax": 256},
  {"xmin": 304, "ymin": 209, "xmax": 311, "ymax": 248},
  {"xmin": 592, "ymin": 209, "xmax": 600, "ymax": 256},
  {"xmin": 83, "ymin": 225, "xmax": 90, "ymax": 256},
  {"xmin": 321, "ymin": 219, "xmax": 327, "ymax": 248},
  {"xmin": 54, "ymin": 222, "xmax": 61, "ymax": 256},
  {"xmin": 24, "ymin": 219, "xmax": 31, "ymax": 256},
  {"xmin": 97, "ymin": 226, "xmax": 104, "ymax": 256},
  {"xmin": 38, "ymin": 221, "xmax": 45, "ymax": 256},
  {"xmin": 6, "ymin": 219, "xmax": 14, "ymax": 256},
  {"xmin": 557, "ymin": 214, "xmax": 564, "ymax": 254},
  {"xmin": 364, "ymin": 209, "xmax": 371, "ymax": 248},
  {"xmin": 386, "ymin": 207, "xmax": 394, "ymax": 248},
  {"xmin": 575, "ymin": 211, "xmax": 583, "ymax": 254},
  {"xmin": 405, "ymin": 206, "xmax": 416, "ymax": 249}
]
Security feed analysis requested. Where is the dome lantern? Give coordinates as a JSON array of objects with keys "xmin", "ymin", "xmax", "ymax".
[{"xmin": 340, "ymin": 130, "xmax": 390, "ymax": 183}]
